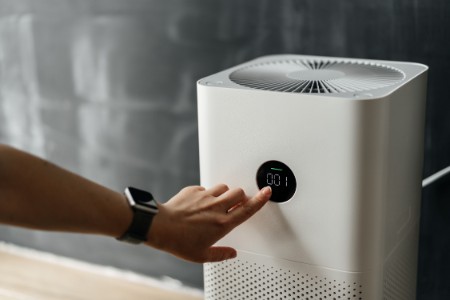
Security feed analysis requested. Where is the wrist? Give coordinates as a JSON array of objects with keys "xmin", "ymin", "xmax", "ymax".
[
  {"xmin": 116, "ymin": 187, "xmax": 159, "ymax": 244},
  {"xmin": 103, "ymin": 192, "xmax": 133, "ymax": 238},
  {"xmin": 144, "ymin": 204, "xmax": 164, "ymax": 249}
]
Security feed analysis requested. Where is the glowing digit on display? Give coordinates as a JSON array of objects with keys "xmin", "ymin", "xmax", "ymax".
[
  {"xmin": 266, "ymin": 173, "xmax": 273, "ymax": 185},
  {"xmin": 274, "ymin": 174, "xmax": 281, "ymax": 186}
]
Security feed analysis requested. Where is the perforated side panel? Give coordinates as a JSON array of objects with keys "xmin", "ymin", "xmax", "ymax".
[
  {"xmin": 204, "ymin": 259, "xmax": 363, "ymax": 300},
  {"xmin": 383, "ymin": 224, "xmax": 419, "ymax": 300}
]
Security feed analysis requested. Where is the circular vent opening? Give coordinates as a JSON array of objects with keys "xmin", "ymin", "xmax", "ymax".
[{"xmin": 229, "ymin": 59, "xmax": 405, "ymax": 94}]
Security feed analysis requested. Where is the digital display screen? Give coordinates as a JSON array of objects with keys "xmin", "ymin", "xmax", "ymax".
[
  {"xmin": 256, "ymin": 160, "xmax": 297, "ymax": 203},
  {"xmin": 128, "ymin": 187, "xmax": 158, "ymax": 210}
]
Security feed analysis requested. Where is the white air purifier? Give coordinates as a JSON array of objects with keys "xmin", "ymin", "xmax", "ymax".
[{"xmin": 197, "ymin": 54, "xmax": 428, "ymax": 300}]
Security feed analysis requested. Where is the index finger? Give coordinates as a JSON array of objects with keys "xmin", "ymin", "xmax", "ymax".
[{"xmin": 228, "ymin": 186, "xmax": 271, "ymax": 226}]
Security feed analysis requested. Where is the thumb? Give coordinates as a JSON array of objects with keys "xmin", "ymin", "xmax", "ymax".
[{"xmin": 204, "ymin": 246, "xmax": 237, "ymax": 262}]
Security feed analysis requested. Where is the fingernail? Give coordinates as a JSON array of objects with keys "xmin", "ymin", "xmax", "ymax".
[{"xmin": 261, "ymin": 186, "xmax": 272, "ymax": 196}]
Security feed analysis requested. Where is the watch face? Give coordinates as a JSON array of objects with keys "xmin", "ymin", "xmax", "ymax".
[{"xmin": 126, "ymin": 187, "xmax": 158, "ymax": 212}]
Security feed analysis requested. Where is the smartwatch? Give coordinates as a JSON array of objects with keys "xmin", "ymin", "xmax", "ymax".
[{"xmin": 117, "ymin": 187, "xmax": 159, "ymax": 244}]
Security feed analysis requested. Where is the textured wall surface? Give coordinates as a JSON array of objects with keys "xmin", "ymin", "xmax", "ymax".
[{"xmin": 0, "ymin": 0, "xmax": 449, "ymax": 297}]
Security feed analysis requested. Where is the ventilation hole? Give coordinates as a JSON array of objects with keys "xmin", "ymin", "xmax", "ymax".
[
  {"xmin": 229, "ymin": 59, "xmax": 405, "ymax": 94},
  {"xmin": 204, "ymin": 260, "xmax": 363, "ymax": 300}
]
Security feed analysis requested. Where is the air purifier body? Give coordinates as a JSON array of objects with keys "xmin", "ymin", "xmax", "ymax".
[{"xmin": 197, "ymin": 55, "xmax": 428, "ymax": 300}]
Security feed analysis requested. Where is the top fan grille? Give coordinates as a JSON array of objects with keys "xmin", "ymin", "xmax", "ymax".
[{"xmin": 229, "ymin": 59, "xmax": 405, "ymax": 94}]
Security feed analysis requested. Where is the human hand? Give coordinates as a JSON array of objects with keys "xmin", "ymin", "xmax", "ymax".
[{"xmin": 146, "ymin": 184, "xmax": 272, "ymax": 263}]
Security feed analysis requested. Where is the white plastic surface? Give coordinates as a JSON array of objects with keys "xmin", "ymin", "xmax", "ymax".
[{"xmin": 198, "ymin": 54, "xmax": 427, "ymax": 300}]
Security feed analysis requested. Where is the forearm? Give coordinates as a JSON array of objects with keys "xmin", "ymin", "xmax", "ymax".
[
  {"xmin": 0, "ymin": 144, "xmax": 131, "ymax": 238},
  {"xmin": 0, "ymin": 144, "xmax": 271, "ymax": 263}
]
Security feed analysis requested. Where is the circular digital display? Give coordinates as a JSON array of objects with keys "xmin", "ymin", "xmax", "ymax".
[{"xmin": 256, "ymin": 160, "xmax": 297, "ymax": 203}]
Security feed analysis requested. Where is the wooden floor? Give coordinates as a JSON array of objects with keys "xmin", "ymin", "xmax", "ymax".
[{"xmin": 0, "ymin": 244, "xmax": 203, "ymax": 300}]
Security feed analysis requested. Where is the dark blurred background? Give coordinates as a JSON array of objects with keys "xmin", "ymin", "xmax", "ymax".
[{"xmin": 0, "ymin": 0, "xmax": 448, "ymax": 298}]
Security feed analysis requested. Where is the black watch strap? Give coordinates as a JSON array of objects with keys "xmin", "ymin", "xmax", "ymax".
[{"xmin": 117, "ymin": 208, "xmax": 155, "ymax": 244}]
